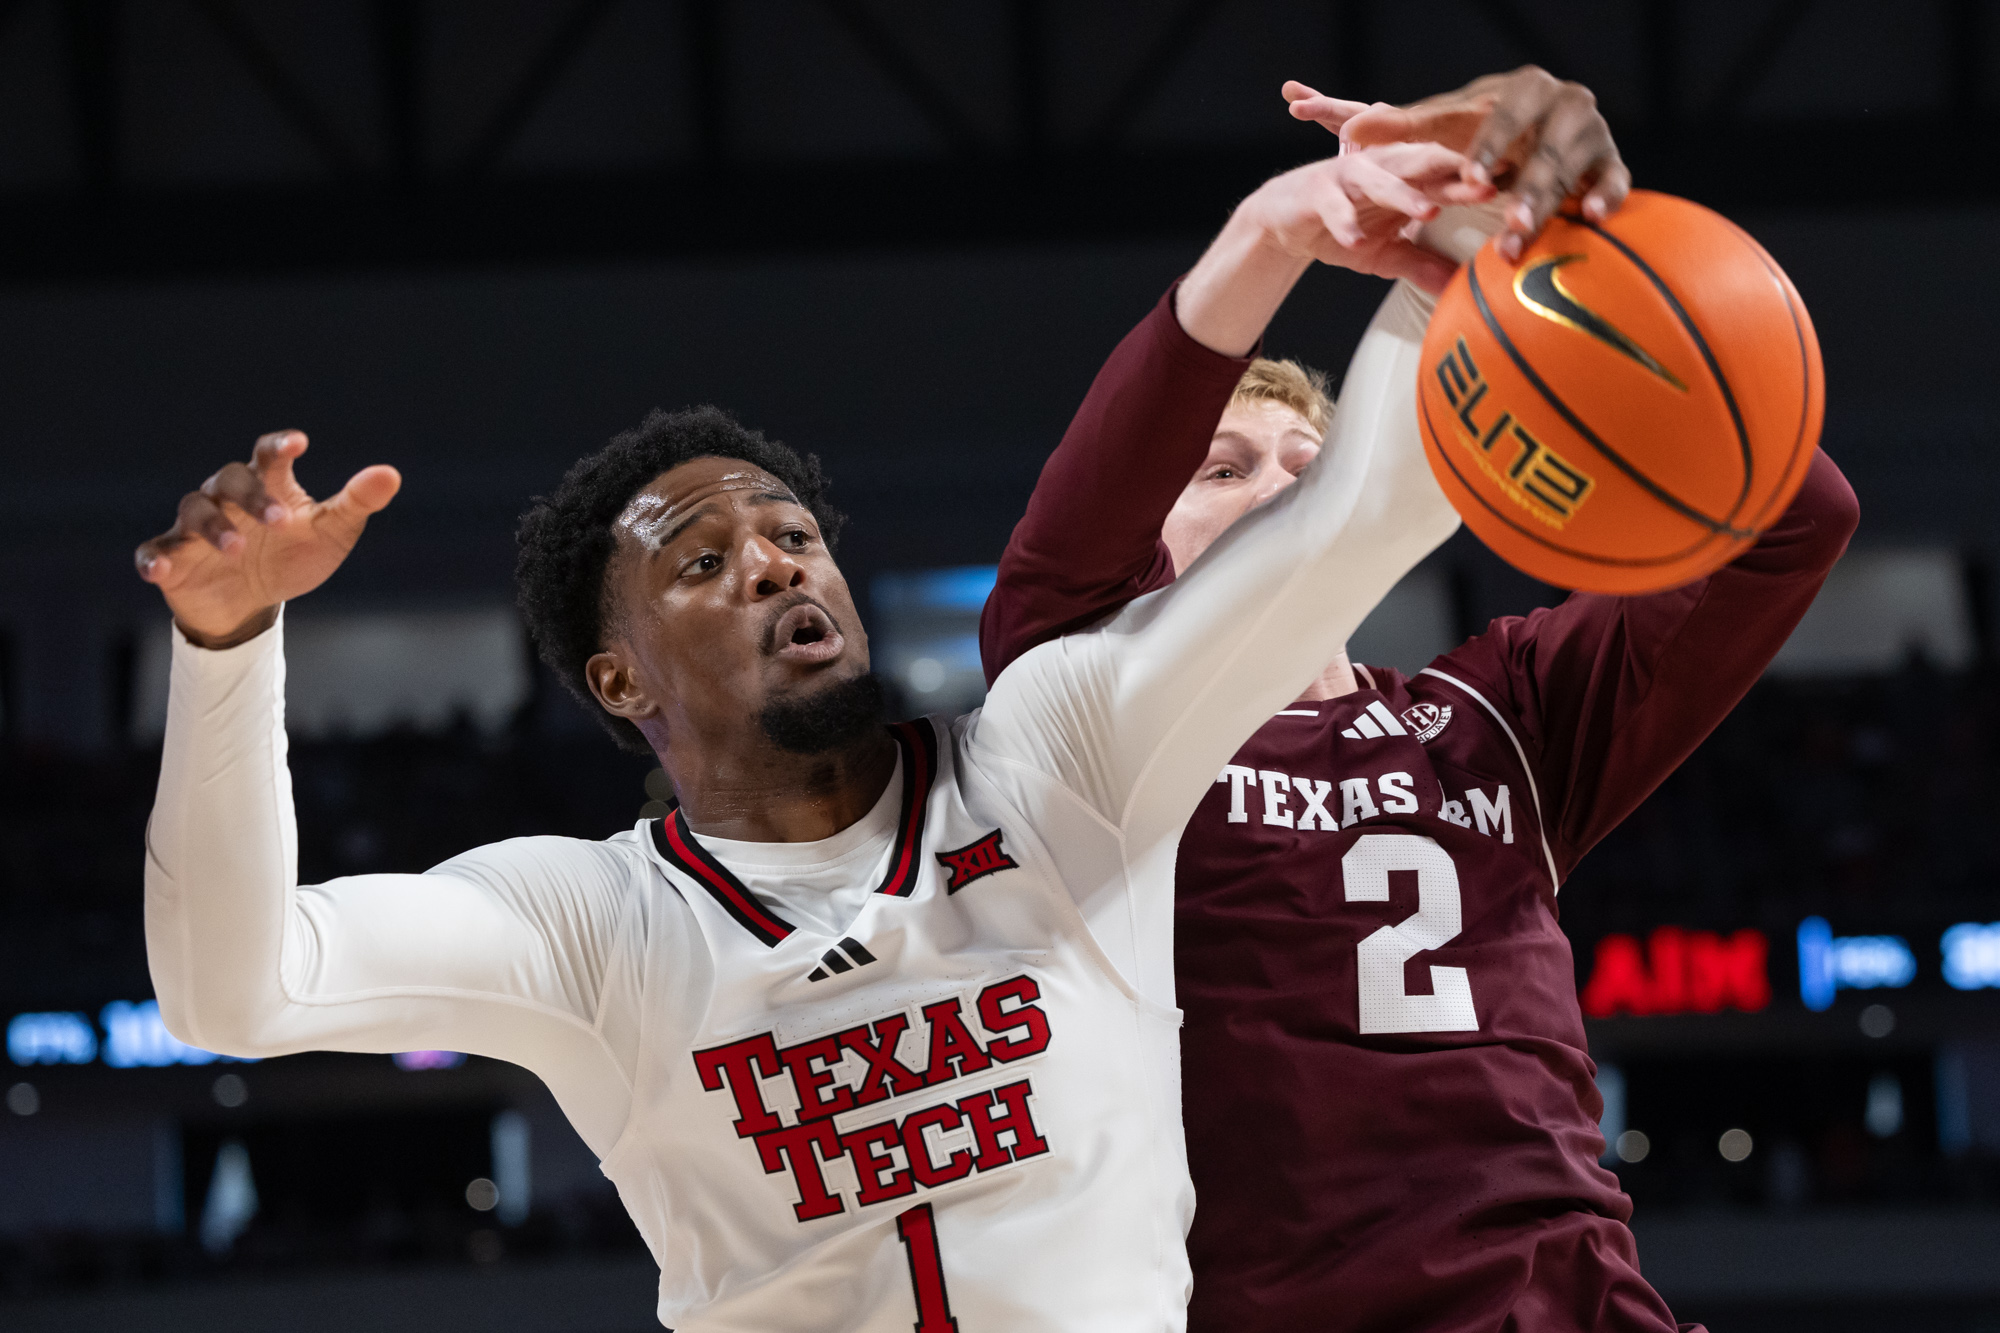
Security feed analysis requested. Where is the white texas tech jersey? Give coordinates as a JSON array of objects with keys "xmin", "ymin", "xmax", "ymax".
[
  {"xmin": 605, "ymin": 717, "xmax": 1190, "ymax": 1332},
  {"xmin": 145, "ymin": 283, "xmax": 1452, "ymax": 1332}
]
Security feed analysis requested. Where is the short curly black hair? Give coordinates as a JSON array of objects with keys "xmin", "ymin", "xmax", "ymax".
[{"xmin": 515, "ymin": 405, "xmax": 846, "ymax": 753}]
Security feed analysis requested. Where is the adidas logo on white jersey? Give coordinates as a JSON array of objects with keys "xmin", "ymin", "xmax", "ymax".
[{"xmin": 807, "ymin": 936, "xmax": 878, "ymax": 982}]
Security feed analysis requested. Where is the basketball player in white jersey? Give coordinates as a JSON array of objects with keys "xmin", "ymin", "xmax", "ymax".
[{"xmin": 135, "ymin": 138, "xmax": 1488, "ymax": 1331}]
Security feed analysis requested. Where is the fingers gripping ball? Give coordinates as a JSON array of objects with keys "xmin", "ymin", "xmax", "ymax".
[{"xmin": 1417, "ymin": 190, "xmax": 1822, "ymax": 594}]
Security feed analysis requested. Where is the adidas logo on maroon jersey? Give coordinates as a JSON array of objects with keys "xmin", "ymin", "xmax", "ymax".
[
  {"xmin": 1338, "ymin": 700, "xmax": 1409, "ymax": 741},
  {"xmin": 1402, "ymin": 702, "xmax": 1452, "ymax": 742}
]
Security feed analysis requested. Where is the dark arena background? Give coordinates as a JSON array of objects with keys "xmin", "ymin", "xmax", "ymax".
[{"xmin": 2, "ymin": 2, "xmax": 1998, "ymax": 1330}]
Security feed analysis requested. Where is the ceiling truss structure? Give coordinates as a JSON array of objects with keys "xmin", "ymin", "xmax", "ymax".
[{"xmin": 4, "ymin": 0, "xmax": 1994, "ymax": 280}]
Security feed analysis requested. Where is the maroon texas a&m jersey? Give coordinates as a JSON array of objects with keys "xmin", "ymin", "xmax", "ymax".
[
  {"xmin": 981, "ymin": 282, "xmax": 1859, "ymax": 1333},
  {"xmin": 1172, "ymin": 657, "xmax": 1661, "ymax": 1333}
]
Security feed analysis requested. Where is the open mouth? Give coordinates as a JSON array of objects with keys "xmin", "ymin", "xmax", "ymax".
[{"xmin": 769, "ymin": 601, "xmax": 845, "ymax": 665}]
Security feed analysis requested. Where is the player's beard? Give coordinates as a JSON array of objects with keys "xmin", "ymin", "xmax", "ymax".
[{"xmin": 758, "ymin": 671, "xmax": 886, "ymax": 754}]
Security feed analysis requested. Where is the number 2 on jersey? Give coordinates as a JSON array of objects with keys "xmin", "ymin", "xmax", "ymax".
[
  {"xmin": 896, "ymin": 1203, "xmax": 961, "ymax": 1332},
  {"xmin": 1342, "ymin": 833, "xmax": 1479, "ymax": 1033}
]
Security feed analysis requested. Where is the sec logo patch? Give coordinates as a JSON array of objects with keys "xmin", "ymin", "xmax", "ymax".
[{"xmin": 1402, "ymin": 702, "xmax": 1452, "ymax": 743}]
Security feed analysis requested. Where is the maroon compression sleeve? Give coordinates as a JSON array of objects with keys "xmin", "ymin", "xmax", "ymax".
[
  {"xmin": 978, "ymin": 281, "xmax": 1256, "ymax": 683},
  {"xmin": 1435, "ymin": 448, "xmax": 1860, "ymax": 878}
]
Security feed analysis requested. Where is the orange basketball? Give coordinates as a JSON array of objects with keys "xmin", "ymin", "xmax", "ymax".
[{"xmin": 1417, "ymin": 189, "xmax": 1823, "ymax": 594}]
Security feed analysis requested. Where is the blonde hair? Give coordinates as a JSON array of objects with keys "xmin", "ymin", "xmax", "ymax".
[{"xmin": 1231, "ymin": 358, "xmax": 1332, "ymax": 437}]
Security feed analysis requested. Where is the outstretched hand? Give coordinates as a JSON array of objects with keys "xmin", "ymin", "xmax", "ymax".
[
  {"xmin": 1241, "ymin": 141, "xmax": 1497, "ymax": 294},
  {"xmin": 1284, "ymin": 66, "xmax": 1631, "ymax": 261},
  {"xmin": 134, "ymin": 431, "xmax": 400, "ymax": 648}
]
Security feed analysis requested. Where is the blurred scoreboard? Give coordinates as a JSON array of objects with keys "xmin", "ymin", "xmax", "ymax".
[{"xmin": 1577, "ymin": 917, "xmax": 2000, "ymax": 1020}]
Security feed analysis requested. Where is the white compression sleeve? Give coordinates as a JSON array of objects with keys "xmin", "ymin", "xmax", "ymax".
[
  {"xmin": 143, "ymin": 616, "xmax": 638, "ymax": 1152},
  {"xmin": 974, "ymin": 281, "xmax": 1459, "ymax": 998}
]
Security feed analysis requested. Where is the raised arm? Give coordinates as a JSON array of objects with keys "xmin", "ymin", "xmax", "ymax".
[
  {"xmin": 1437, "ymin": 448, "xmax": 1859, "ymax": 882},
  {"xmin": 979, "ymin": 277, "xmax": 1460, "ymax": 852},
  {"xmin": 137, "ymin": 434, "xmax": 635, "ymax": 1151},
  {"xmin": 982, "ymin": 66, "xmax": 1631, "ymax": 681},
  {"xmin": 976, "ymin": 285, "xmax": 1251, "ymax": 680},
  {"xmin": 980, "ymin": 142, "xmax": 1481, "ymax": 681}
]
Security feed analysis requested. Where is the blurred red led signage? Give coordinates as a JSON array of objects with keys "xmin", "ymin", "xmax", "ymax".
[{"xmin": 1581, "ymin": 927, "xmax": 1772, "ymax": 1018}]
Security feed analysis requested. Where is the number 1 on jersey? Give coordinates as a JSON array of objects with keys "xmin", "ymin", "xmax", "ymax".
[{"xmin": 896, "ymin": 1203, "xmax": 961, "ymax": 1332}]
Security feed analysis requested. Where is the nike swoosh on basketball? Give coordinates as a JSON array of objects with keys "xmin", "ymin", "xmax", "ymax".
[{"xmin": 1512, "ymin": 255, "xmax": 1688, "ymax": 391}]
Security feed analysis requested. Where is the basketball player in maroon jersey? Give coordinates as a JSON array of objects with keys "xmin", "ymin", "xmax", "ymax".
[{"xmin": 982, "ymin": 69, "xmax": 1860, "ymax": 1332}]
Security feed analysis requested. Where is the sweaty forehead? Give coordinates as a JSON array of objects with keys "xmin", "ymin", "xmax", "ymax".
[{"xmin": 615, "ymin": 456, "xmax": 797, "ymax": 549}]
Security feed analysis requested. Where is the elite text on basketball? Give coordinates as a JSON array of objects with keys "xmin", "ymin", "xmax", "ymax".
[{"xmin": 1434, "ymin": 336, "xmax": 1596, "ymax": 528}]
